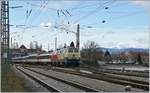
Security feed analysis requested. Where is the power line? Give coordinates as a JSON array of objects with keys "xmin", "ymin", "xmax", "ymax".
[
  {"xmin": 14, "ymin": 1, "xmax": 117, "ymax": 46},
  {"xmin": 27, "ymin": 1, "xmax": 49, "ymax": 25},
  {"xmin": 61, "ymin": 0, "xmax": 116, "ymax": 32},
  {"xmin": 36, "ymin": 1, "xmax": 116, "ymax": 40},
  {"xmin": 73, "ymin": 0, "xmax": 116, "ymax": 23},
  {"xmin": 68, "ymin": 2, "xmax": 102, "ymax": 10},
  {"xmin": 19, "ymin": 1, "xmax": 50, "ymax": 44}
]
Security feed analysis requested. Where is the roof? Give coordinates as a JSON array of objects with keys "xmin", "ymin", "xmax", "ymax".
[{"xmin": 19, "ymin": 45, "xmax": 27, "ymax": 49}]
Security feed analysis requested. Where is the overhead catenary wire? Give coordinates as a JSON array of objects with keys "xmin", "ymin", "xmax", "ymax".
[
  {"xmin": 32, "ymin": 29, "xmax": 63, "ymax": 42},
  {"xmin": 19, "ymin": 1, "xmax": 115, "ymax": 36},
  {"xmin": 24, "ymin": 1, "xmax": 107, "ymax": 32},
  {"xmin": 27, "ymin": 0, "xmax": 117, "ymax": 40},
  {"xmin": 10, "ymin": 0, "xmax": 148, "ymax": 50},
  {"xmin": 26, "ymin": 1, "xmax": 104, "ymax": 27},
  {"xmin": 61, "ymin": 0, "xmax": 116, "ymax": 32},
  {"xmin": 27, "ymin": 1, "xmax": 50, "ymax": 25},
  {"xmin": 19, "ymin": 1, "xmax": 50, "ymax": 44},
  {"xmin": 73, "ymin": 0, "xmax": 116, "ymax": 24},
  {"xmin": 68, "ymin": 0, "xmax": 144, "ymax": 28},
  {"xmin": 67, "ymin": 1, "xmax": 103, "ymax": 11},
  {"xmin": 72, "ymin": 0, "xmax": 144, "ymax": 27},
  {"xmin": 16, "ymin": 0, "xmax": 143, "ymax": 47},
  {"xmin": 18, "ymin": 2, "xmax": 43, "ymax": 44},
  {"xmin": 86, "ymin": 10, "xmax": 146, "ymax": 27}
]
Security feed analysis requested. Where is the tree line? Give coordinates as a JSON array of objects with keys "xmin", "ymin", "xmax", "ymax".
[{"xmin": 81, "ymin": 41, "xmax": 148, "ymax": 67}]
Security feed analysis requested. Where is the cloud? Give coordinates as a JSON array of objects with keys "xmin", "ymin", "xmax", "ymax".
[
  {"xmin": 135, "ymin": 38, "xmax": 149, "ymax": 44},
  {"xmin": 40, "ymin": 22, "xmax": 52, "ymax": 27},
  {"xmin": 131, "ymin": 1, "xmax": 150, "ymax": 7},
  {"xmin": 131, "ymin": 0, "xmax": 150, "ymax": 13},
  {"xmin": 79, "ymin": 25, "xmax": 150, "ymax": 48}
]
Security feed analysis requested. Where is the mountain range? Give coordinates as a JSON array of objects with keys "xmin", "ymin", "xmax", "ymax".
[{"xmin": 96, "ymin": 47, "xmax": 149, "ymax": 54}]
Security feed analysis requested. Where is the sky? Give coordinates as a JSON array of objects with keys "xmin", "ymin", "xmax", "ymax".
[{"xmin": 9, "ymin": 0, "xmax": 150, "ymax": 51}]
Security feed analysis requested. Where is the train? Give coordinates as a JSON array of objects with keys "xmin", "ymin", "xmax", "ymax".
[{"xmin": 12, "ymin": 47, "xmax": 80, "ymax": 67}]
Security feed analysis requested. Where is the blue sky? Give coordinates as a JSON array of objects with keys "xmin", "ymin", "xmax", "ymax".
[{"xmin": 9, "ymin": 0, "xmax": 150, "ymax": 50}]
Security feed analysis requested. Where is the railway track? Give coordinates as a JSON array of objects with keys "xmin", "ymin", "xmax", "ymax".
[
  {"xmin": 103, "ymin": 68, "xmax": 149, "ymax": 73},
  {"xmin": 77, "ymin": 67, "xmax": 149, "ymax": 85},
  {"xmin": 16, "ymin": 65, "xmax": 99, "ymax": 92},
  {"xmin": 19, "ymin": 64, "xmax": 149, "ymax": 91},
  {"xmin": 80, "ymin": 66, "xmax": 149, "ymax": 78},
  {"xmin": 16, "ymin": 66, "xmax": 61, "ymax": 92},
  {"xmin": 22, "ymin": 64, "xmax": 148, "ymax": 78},
  {"xmin": 50, "ymin": 67, "xmax": 149, "ymax": 91}
]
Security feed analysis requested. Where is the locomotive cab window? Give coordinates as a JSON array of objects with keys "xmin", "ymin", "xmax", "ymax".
[
  {"xmin": 68, "ymin": 48, "xmax": 74, "ymax": 52},
  {"xmin": 68, "ymin": 48, "xmax": 79, "ymax": 52},
  {"xmin": 74, "ymin": 48, "xmax": 79, "ymax": 52}
]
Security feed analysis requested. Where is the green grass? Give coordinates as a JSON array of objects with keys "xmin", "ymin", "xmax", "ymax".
[{"xmin": 1, "ymin": 63, "xmax": 29, "ymax": 92}]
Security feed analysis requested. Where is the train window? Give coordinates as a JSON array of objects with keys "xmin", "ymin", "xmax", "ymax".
[
  {"xmin": 68, "ymin": 48, "xmax": 79, "ymax": 52},
  {"xmin": 23, "ymin": 56, "xmax": 28, "ymax": 59},
  {"xmin": 39, "ymin": 55, "xmax": 49, "ymax": 59},
  {"xmin": 62, "ymin": 48, "xmax": 66, "ymax": 53},
  {"xmin": 68, "ymin": 48, "xmax": 73, "ymax": 52},
  {"xmin": 63, "ymin": 49, "xmax": 66, "ymax": 53},
  {"xmin": 29, "ymin": 56, "xmax": 37, "ymax": 59},
  {"xmin": 74, "ymin": 48, "xmax": 79, "ymax": 52},
  {"xmin": 61, "ymin": 49, "xmax": 65, "ymax": 54},
  {"xmin": 59, "ymin": 50, "xmax": 61, "ymax": 54}
]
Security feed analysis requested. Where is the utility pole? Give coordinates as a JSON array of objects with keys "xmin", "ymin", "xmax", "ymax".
[
  {"xmin": 55, "ymin": 37, "xmax": 57, "ymax": 50},
  {"xmin": 10, "ymin": 37, "xmax": 12, "ymax": 48},
  {"xmin": 76, "ymin": 24, "xmax": 80, "ymax": 49},
  {"xmin": 48, "ymin": 43, "xmax": 49, "ymax": 51},
  {"xmin": 1, "ymin": 1, "xmax": 10, "ymax": 63},
  {"xmin": 63, "ymin": 24, "xmax": 80, "ymax": 49},
  {"xmin": 0, "ymin": 1, "xmax": 1, "ymax": 63}
]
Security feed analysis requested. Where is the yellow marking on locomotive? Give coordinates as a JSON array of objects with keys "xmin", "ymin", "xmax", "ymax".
[
  {"xmin": 65, "ymin": 52, "xmax": 80, "ymax": 59},
  {"xmin": 57, "ymin": 48, "xmax": 80, "ymax": 61}
]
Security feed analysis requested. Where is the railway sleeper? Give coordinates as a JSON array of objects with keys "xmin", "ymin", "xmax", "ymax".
[
  {"xmin": 25, "ymin": 67, "xmax": 100, "ymax": 92},
  {"xmin": 52, "ymin": 68, "xmax": 149, "ymax": 91}
]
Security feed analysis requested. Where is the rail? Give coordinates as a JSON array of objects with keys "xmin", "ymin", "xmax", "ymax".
[
  {"xmin": 17, "ymin": 65, "xmax": 100, "ymax": 92},
  {"xmin": 51, "ymin": 67, "xmax": 149, "ymax": 91}
]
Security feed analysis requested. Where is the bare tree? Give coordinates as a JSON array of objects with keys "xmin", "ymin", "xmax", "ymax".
[
  {"xmin": 30, "ymin": 41, "xmax": 41, "ymax": 50},
  {"xmin": 39, "ymin": 44, "xmax": 42, "ymax": 50},
  {"xmin": 29, "ymin": 41, "xmax": 34, "ymax": 49},
  {"xmin": 83, "ymin": 41, "xmax": 99, "ymax": 49},
  {"xmin": 34, "ymin": 41, "xmax": 38, "ymax": 49},
  {"xmin": 16, "ymin": 42, "xmax": 19, "ymax": 48},
  {"xmin": 12, "ymin": 42, "xmax": 19, "ymax": 49},
  {"xmin": 81, "ymin": 41, "xmax": 103, "ymax": 67}
]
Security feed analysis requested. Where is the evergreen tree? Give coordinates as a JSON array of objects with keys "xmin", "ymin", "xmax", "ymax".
[
  {"xmin": 104, "ymin": 50, "xmax": 112, "ymax": 63},
  {"xmin": 137, "ymin": 54, "xmax": 142, "ymax": 64}
]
